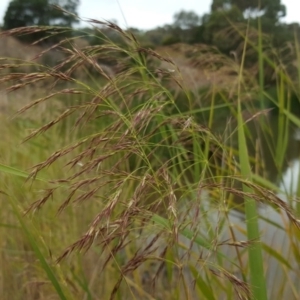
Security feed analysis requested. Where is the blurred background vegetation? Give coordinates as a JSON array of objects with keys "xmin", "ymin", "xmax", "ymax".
[
  {"xmin": 1, "ymin": 0, "xmax": 299, "ymax": 93},
  {"xmin": 2, "ymin": 0, "xmax": 297, "ymax": 49}
]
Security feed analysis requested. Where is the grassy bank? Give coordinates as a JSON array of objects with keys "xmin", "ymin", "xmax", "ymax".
[{"xmin": 0, "ymin": 20, "xmax": 300, "ymax": 300}]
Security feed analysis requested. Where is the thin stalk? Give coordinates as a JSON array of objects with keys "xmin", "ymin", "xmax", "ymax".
[
  {"xmin": 237, "ymin": 23, "xmax": 268, "ymax": 300},
  {"xmin": 275, "ymin": 73, "xmax": 286, "ymax": 172},
  {"xmin": 295, "ymin": 27, "xmax": 300, "ymax": 92},
  {"xmin": 258, "ymin": 16, "xmax": 265, "ymax": 109},
  {"xmin": 7, "ymin": 194, "xmax": 68, "ymax": 300}
]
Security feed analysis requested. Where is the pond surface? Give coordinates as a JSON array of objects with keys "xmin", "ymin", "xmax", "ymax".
[
  {"xmin": 217, "ymin": 114, "xmax": 300, "ymax": 299},
  {"xmin": 172, "ymin": 114, "xmax": 300, "ymax": 298}
]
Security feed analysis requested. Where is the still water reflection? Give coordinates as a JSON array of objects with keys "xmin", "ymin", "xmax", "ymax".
[
  {"xmin": 177, "ymin": 115, "xmax": 300, "ymax": 298},
  {"xmin": 224, "ymin": 116, "xmax": 300, "ymax": 299},
  {"xmin": 146, "ymin": 115, "xmax": 300, "ymax": 298}
]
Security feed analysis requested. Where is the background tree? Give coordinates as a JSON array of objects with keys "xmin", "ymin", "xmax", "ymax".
[
  {"xmin": 231, "ymin": 0, "xmax": 286, "ymax": 22},
  {"xmin": 3, "ymin": 0, "xmax": 79, "ymax": 43},
  {"xmin": 211, "ymin": 0, "xmax": 231, "ymax": 12},
  {"xmin": 173, "ymin": 10, "xmax": 201, "ymax": 30},
  {"xmin": 192, "ymin": 6, "xmax": 244, "ymax": 52},
  {"xmin": 144, "ymin": 26, "xmax": 171, "ymax": 46},
  {"xmin": 165, "ymin": 10, "xmax": 202, "ymax": 44},
  {"xmin": 211, "ymin": 0, "xmax": 286, "ymax": 23}
]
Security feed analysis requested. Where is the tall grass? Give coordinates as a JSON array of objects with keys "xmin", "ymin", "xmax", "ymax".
[
  {"xmin": 1, "ymin": 16, "xmax": 300, "ymax": 300},
  {"xmin": 236, "ymin": 22, "xmax": 267, "ymax": 300}
]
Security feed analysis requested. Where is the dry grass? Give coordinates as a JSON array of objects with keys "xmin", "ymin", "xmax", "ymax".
[{"xmin": 0, "ymin": 16, "xmax": 300, "ymax": 300}]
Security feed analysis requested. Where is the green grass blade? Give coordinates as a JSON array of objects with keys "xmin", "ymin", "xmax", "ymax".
[
  {"xmin": 7, "ymin": 194, "xmax": 68, "ymax": 300},
  {"xmin": 0, "ymin": 163, "xmax": 46, "ymax": 182},
  {"xmin": 236, "ymin": 22, "xmax": 268, "ymax": 300},
  {"xmin": 151, "ymin": 214, "xmax": 240, "ymax": 268},
  {"xmin": 189, "ymin": 265, "xmax": 216, "ymax": 300},
  {"xmin": 262, "ymin": 244, "xmax": 292, "ymax": 270}
]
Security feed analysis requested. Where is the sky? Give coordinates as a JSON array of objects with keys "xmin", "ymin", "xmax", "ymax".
[{"xmin": 0, "ymin": 0, "xmax": 299, "ymax": 30}]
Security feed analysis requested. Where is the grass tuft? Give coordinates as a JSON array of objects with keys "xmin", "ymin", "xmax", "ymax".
[{"xmin": 1, "ymin": 15, "xmax": 300, "ymax": 299}]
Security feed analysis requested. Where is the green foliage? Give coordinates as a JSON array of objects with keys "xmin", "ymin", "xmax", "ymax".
[
  {"xmin": 262, "ymin": 0, "xmax": 286, "ymax": 20},
  {"xmin": 3, "ymin": 0, "xmax": 79, "ymax": 43},
  {"xmin": 212, "ymin": 0, "xmax": 286, "ymax": 22},
  {"xmin": 201, "ymin": 0, "xmax": 286, "ymax": 49},
  {"xmin": 211, "ymin": 0, "xmax": 231, "ymax": 12},
  {"xmin": 193, "ymin": 6, "xmax": 244, "ymax": 52},
  {"xmin": 143, "ymin": 26, "xmax": 171, "ymax": 46},
  {"xmin": 89, "ymin": 26, "xmax": 127, "ymax": 48},
  {"xmin": 173, "ymin": 10, "xmax": 201, "ymax": 29},
  {"xmin": 162, "ymin": 34, "xmax": 181, "ymax": 46}
]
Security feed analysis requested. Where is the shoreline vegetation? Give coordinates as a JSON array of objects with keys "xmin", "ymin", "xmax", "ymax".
[{"xmin": 1, "ymin": 3, "xmax": 300, "ymax": 300}]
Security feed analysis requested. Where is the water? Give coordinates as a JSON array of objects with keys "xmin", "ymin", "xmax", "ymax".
[
  {"xmin": 218, "ymin": 116, "xmax": 300, "ymax": 298},
  {"xmin": 176, "ymin": 115, "xmax": 300, "ymax": 298}
]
